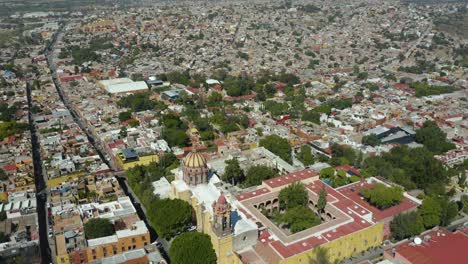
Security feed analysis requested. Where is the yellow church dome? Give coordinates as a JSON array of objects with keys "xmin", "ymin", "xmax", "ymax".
[{"xmin": 184, "ymin": 151, "xmax": 207, "ymax": 168}]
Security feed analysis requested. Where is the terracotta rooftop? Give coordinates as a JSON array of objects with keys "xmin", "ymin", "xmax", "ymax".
[
  {"xmin": 236, "ymin": 188, "xmax": 270, "ymax": 201},
  {"xmin": 385, "ymin": 228, "xmax": 468, "ymax": 264},
  {"xmin": 337, "ymin": 179, "xmax": 419, "ymax": 222},
  {"xmin": 263, "ymin": 169, "xmax": 317, "ymax": 189},
  {"xmin": 235, "ymin": 174, "xmax": 420, "ymax": 261}
]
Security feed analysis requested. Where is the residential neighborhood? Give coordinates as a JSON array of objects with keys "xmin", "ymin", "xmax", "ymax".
[{"xmin": 0, "ymin": 0, "xmax": 467, "ymax": 263}]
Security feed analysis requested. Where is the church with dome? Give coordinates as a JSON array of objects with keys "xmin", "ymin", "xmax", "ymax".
[
  {"xmin": 169, "ymin": 149, "xmax": 259, "ymax": 264},
  {"xmin": 182, "ymin": 150, "xmax": 209, "ymax": 185}
]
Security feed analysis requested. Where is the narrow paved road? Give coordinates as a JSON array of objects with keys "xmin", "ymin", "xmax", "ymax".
[
  {"xmin": 44, "ymin": 23, "xmax": 158, "ymax": 243},
  {"xmin": 27, "ymin": 81, "xmax": 52, "ymax": 264}
]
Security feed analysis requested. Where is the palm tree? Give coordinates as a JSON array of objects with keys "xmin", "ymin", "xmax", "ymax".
[{"xmin": 309, "ymin": 247, "xmax": 331, "ymax": 264}]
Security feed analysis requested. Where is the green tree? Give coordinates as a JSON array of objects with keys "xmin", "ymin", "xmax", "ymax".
[
  {"xmin": 317, "ymin": 187, "xmax": 327, "ymax": 213},
  {"xmin": 0, "ymin": 168, "xmax": 7, "ymax": 181},
  {"xmin": 361, "ymin": 146, "xmax": 448, "ymax": 192},
  {"xmin": 0, "ymin": 121, "xmax": 29, "ymax": 140},
  {"xmin": 357, "ymin": 72, "xmax": 368, "ymax": 80},
  {"xmin": 118, "ymin": 111, "xmax": 132, "ymax": 122},
  {"xmin": 439, "ymin": 197, "xmax": 458, "ymax": 226},
  {"xmin": 313, "ymin": 104, "xmax": 332, "ymax": 115},
  {"xmin": 117, "ymin": 93, "xmax": 164, "ymax": 113},
  {"xmin": 461, "ymin": 195, "xmax": 468, "ymax": 213},
  {"xmin": 277, "ymin": 206, "xmax": 321, "ymax": 233},
  {"xmin": 84, "ymin": 218, "xmax": 114, "ymax": 239},
  {"xmin": 319, "ymin": 167, "xmax": 335, "ymax": 179},
  {"xmin": 390, "ymin": 211, "xmax": 425, "ymax": 240},
  {"xmin": 163, "ymin": 128, "xmax": 189, "ymax": 147},
  {"xmin": 223, "ymin": 158, "xmax": 245, "ymax": 185},
  {"xmin": 279, "ymin": 182, "xmax": 308, "ymax": 210},
  {"xmin": 128, "ymin": 119, "xmax": 140, "ymax": 127},
  {"xmin": 362, "ymin": 134, "xmax": 381, "ymax": 146},
  {"xmin": 169, "ymin": 232, "xmax": 217, "ymax": 264},
  {"xmin": 200, "ymin": 130, "xmax": 215, "ymax": 141},
  {"xmin": 297, "ymin": 145, "xmax": 315, "ymax": 166},
  {"xmin": 0, "ymin": 211, "xmax": 6, "ymax": 221},
  {"xmin": 163, "ymin": 113, "xmax": 186, "ymax": 129},
  {"xmin": 264, "ymin": 83, "xmax": 277, "ymax": 97},
  {"xmin": 330, "ymin": 143, "xmax": 356, "ymax": 166},
  {"xmin": 148, "ymin": 198, "xmax": 192, "ymax": 239},
  {"xmin": 302, "ymin": 110, "xmax": 321, "ymax": 124},
  {"xmin": 263, "ymin": 101, "xmax": 289, "ymax": 117},
  {"xmin": 207, "ymin": 92, "xmax": 222, "ymax": 106},
  {"xmin": 309, "ymin": 247, "xmax": 331, "ymax": 264},
  {"xmin": 331, "ymin": 169, "xmax": 350, "ymax": 187},
  {"xmin": 415, "ymin": 121, "xmax": 455, "ymax": 154},
  {"xmin": 360, "ymin": 183, "xmax": 404, "ymax": 209},
  {"xmin": 243, "ymin": 165, "xmax": 277, "ymax": 187},
  {"xmin": 260, "ymin": 135, "xmax": 292, "ymax": 164},
  {"xmin": 419, "ymin": 197, "xmax": 442, "ymax": 228},
  {"xmin": 119, "ymin": 127, "xmax": 127, "ymax": 138}
]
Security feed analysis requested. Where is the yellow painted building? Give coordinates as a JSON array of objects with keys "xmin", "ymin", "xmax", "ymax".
[
  {"xmin": 280, "ymin": 223, "xmax": 384, "ymax": 264},
  {"xmin": 170, "ymin": 179, "xmax": 384, "ymax": 264},
  {"xmin": 86, "ymin": 231, "xmax": 150, "ymax": 261},
  {"xmin": 56, "ymin": 221, "xmax": 150, "ymax": 264},
  {"xmin": 171, "ymin": 186, "xmax": 243, "ymax": 264},
  {"xmin": 169, "ymin": 153, "xmax": 385, "ymax": 264}
]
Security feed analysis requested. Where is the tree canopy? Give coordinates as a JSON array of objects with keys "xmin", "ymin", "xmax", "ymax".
[
  {"xmin": 319, "ymin": 167, "xmax": 351, "ymax": 188},
  {"xmin": 0, "ymin": 168, "xmax": 7, "ymax": 181},
  {"xmin": 329, "ymin": 143, "xmax": 357, "ymax": 166},
  {"xmin": 419, "ymin": 196, "xmax": 442, "ymax": 228},
  {"xmin": 410, "ymin": 81, "xmax": 456, "ymax": 97},
  {"xmin": 149, "ymin": 198, "xmax": 192, "ymax": 239},
  {"xmin": 462, "ymin": 195, "xmax": 468, "ymax": 214},
  {"xmin": 301, "ymin": 110, "xmax": 321, "ymax": 124},
  {"xmin": 222, "ymin": 158, "xmax": 244, "ymax": 185},
  {"xmin": 84, "ymin": 218, "xmax": 114, "ymax": 239},
  {"xmin": 390, "ymin": 211, "xmax": 425, "ymax": 240},
  {"xmin": 125, "ymin": 154, "xmax": 189, "ymax": 240},
  {"xmin": 360, "ymin": 183, "xmax": 404, "ymax": 209},
  {"xmin": 169, "ymin": 232, "xmax": 217, "ymax": 264},
  {"xmin": 163, "ymin": 128, "xmax": 189, "ymax": 147},
  {"xmin": 362, "ymin": 134, "xmax": 381, "ymax": 147},
  {"xmin": 0, "ymin": 121, "xmax": 28, "ymax": 140},
  {"xmin": 117, "ymin": 93, "xmax": 166, "ymax": 113},
  {"xmin": 263, "ymin": 101, "xmax": 289, "ymax": 117},
  {"xmin": 319, "ymin": 167, "xmax": 335, "ymax": 179},
  {"xmin": 361, "ymin": 146, "xmax": 448, "ymax": 193},
  {"xmin": 0, "ymin": 103, "xmax": 17, "ymax": 121},
  {"xmin": 279, "ymin": 182, "xmax": 308, "ymax": 210},
  {"xmin": 118, "ymin": 111, "xmax": 132, "ymax": 122},
  {"xmin": 317, "ymin": 187, "xmax": 327, "ymax": 213},
  {"xmin": 223, "ymin": 75, "xmax": 255, "ymax": 97},
  {"xmin": 276, "ymin": 206, "xmax": 321, "ymax": 233},
  {"xmin": 297, "ymin": 145, "xmax": 315, "ymax": 166},
  {"xmin": 243, "ymin": 165, "xmax": 278, "ymax": 187},
  {"xmin": 415, "ymin": 121, "xmax": 455, "ymax": 154},
  {"xmin": 390, "ymin": 195, "xmax": 459, "ymax": 240},
  {"xmin": 260, "ymin": 135, "xmax": 292, "ymax": 164}
]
